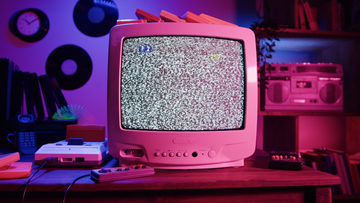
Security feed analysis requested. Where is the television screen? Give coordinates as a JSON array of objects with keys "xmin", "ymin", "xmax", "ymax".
[{"xmin": 121, "ymin": 36, "xmax": 245, "ymax": 131}]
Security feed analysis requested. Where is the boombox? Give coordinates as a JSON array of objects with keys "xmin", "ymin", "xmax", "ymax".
[{"xmin": 263, "ymin": 63, "xmax": 343, "ymax": 111}]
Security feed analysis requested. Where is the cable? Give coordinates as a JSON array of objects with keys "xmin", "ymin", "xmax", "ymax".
[
  {"xmin": 21, "ymin": 157, "xmax": 56, "ymax": 203},
  {"xmin": 62, "ymin": 174, "xmax": 91, "ymax": 203}
]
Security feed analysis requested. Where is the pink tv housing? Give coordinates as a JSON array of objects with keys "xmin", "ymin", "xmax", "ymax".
[{"xmin": 107, "ymin": 23, "xmax": 258, "ymax": 169}]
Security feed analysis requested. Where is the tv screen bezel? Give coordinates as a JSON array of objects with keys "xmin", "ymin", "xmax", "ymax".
[{"xmin": 119, "ymin": 35, "xmax": 247, "ymax": 132}]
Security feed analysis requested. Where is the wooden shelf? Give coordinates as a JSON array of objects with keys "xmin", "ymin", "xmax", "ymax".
[
  {"xmin": 276, "ymin": 28, "xmax": 360, "ymax": 39},
  {"xmin": 258, "ymin": 110, "xmax": 360, "ymax": 117}
]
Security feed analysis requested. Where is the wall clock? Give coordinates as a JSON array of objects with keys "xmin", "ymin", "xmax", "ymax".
[{"xmin": 10, "ymin": 8, "xmax": 49, "ymax": 42}]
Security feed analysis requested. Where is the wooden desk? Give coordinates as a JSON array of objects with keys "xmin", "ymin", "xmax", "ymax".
[{"xmin": 0, "ymin": 150, "xmax": 340, "ymax": 203}]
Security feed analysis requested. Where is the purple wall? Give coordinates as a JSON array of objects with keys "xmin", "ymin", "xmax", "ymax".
[{"xmin": 0, "ymin": 0, "xmax": 253, "ymax": 127}]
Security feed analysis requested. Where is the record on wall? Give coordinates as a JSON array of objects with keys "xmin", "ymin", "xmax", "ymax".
[
  {"xmin": 73, "ymin": 0, "xmax": 119, "ymax": 37},
  {"xmin": 46, "ymin": 45, "xmax": 92, "ymax": 90}
]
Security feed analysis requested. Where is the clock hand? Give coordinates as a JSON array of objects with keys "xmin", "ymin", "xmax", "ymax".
[
  {"xmin": 28, "ymin": 17, "xmax": 38, "ymax": 24},
  {"xmin": 22, "ymin": 18, "xmax": 30, "ymax": 24}
]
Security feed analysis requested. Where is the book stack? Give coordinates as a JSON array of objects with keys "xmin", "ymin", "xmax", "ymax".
[
  {"xmin": 301, "ymin": 148, "xmax": 360, "ymax": 195},
  {"xmin": 299, "ymin": 0, "xmax": 344, "ymax": 31},
  {"xmin": 129, "ymin": 8, "xmax": 238, "ymax": 26}
]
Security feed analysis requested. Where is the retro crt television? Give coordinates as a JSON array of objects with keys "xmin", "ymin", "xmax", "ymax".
[{"xmin": 108, "ymin": 23, "xmax": 258, "ymax": 169}]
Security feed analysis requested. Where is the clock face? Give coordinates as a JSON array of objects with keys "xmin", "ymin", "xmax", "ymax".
[
  {"xmin": 16, "ymin": 11, "xmax": 41, "ymax": 36},
  {"xmin": 10, "ymin": 8, "xmax": 49, "ymax": 42}
]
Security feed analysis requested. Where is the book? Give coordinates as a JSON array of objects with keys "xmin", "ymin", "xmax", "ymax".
[
  {"xmin": 336, "ymin": 2, "xmax": 344, "ymax": 31},
  {"xmin": 348, "ymin": 158, "xmax": 360, "ymax": 194},
  {"xmin": 331, "ymin": 150, "xmax": 348, "ymax": 194},
  {"xmin": 22, "ymin": 72, "xmax": 34, "ymax": 115},
  {"xmin": 0, "ymin": 162, "xmax": 32, "ymax": 179},
  {"xmin": 116, "ymin": 19, "xmax": 147, "ymax": 25},
  {"xmin": 302, "ymin": 159, "xmax": 315, "ymax": 168},
  {"xmin": 348, "ymin": 154, "xmax": 360, "ymax": 162},
  {"xmin": 29, "ymin": 73, "xmax": 45, "ymax": 119},
  {"xmin": 298, "ymin": 3, "xmax": 307, "ymax": 30},
  {"xmin": 301, "ymin": 0, "xmax": 319, "ymax": 30},
  {"xmin": 39, "ymin": 75, "xmax": 57, "ymax": 118},
  {"xmin": 310, "ymin": 7, "xmax": 318, "ymax": 27},
  {"xmin": 199, "ymin": 13, "xmax": 237, "ymax": 26},
  {"xmin": 181, "ymin": 11, "xmax": 211, "ymax": 24},
  {"xmin": 327, "ymin": 148, "xmax": 355, "ymax": 195},
  {"xmin": 300, "ymin": 151, "xmax": 325, "ymax": 171},
  {"xmin": 136, "ymin": 8, "xmax": 164, "ymax": 22},
  {"xmin": 160, "ymin": 10, "xmax": 185, "ymax": 23},
  {"xmin": 312, "ymin": 148, "xmax": 341, "ymax": 194},
  {"xmin": 50, "ymin": 77, "xmax": 68, "ymax": 109},
  {"xmin": 9, "ymin": 70, "xmax": 23, "ymax": 119},
  {"xmin": 0, "ymin": 152, "xmax": 19, "ymax": 167},
  {"xmin": 0, "ymin": 58, "xmax": 16, "ymax": 121},
  {"xmin": 318, "ymin": 0, "xmax": 342, "ymax": 31}
]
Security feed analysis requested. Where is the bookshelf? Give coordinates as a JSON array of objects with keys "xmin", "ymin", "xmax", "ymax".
[
  {"xmin": 256, "ymin": 0, "xmax": 360, "ymax": 200},
  {"xmin": 257, "ymin": 27, "xmax": 360, "ymax": 153}
]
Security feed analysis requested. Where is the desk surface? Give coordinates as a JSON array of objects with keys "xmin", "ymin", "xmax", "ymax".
[{"xmin": 0, "ymin": 149, "xmax": 340, "ymax": 193}]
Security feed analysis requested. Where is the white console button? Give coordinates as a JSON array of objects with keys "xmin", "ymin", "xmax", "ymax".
[
  {"xmin": 208, "ymin": 150, "xmax": 217, "ymax": 158},
  {"xmin": 176, "ymin": 152, "xmax": 182, "ymax": 157},
  {"xmin": 169, "ymin": 152, "xmax": 175, "ymax": 157},
  {"xmin": 162, "ymin": 152, "xmax": 167, "ymax": 157}
]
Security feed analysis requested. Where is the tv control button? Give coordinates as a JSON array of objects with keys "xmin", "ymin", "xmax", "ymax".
[
  {"xmin": 183, "ymin": 152, "xmax": 189, "ymax": 157},
  {"xmin": 162, "ymin": 152, "xmax": 167, "ymax": 157},
  {"xmin": 169, "ymin": 152, "xmax": 175, "ymax": 157},
  {"xmin": 208, "ymin": 150, "xmax": 217, "ymax": 158},
  {"xmin": 176, "ymin": 152, "xmax": 182, "ymax": 157},
  {"xmin": 154, "ymin": 152, "xmax": 160, "ymax": 157},
  {"xmin": 173, "ymin": 138, "xmax": 195, "ymax": 144}
]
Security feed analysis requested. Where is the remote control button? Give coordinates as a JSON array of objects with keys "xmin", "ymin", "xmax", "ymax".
[
  {"xmin": 132, "ymin": 165, "xmax": 140, "ymax": 169},
  {"xmin": 99, "ymin": 169, "xmax": 111, "ymax": 173}
]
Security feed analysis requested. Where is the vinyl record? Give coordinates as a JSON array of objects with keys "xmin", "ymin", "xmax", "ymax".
[
  {"xmin": 73, "ymin": 0, "xmax": 118, "ymax": 37},
  {"xmin": 46, "ymin": 45, "xmax": 92, "ymax": 90}
]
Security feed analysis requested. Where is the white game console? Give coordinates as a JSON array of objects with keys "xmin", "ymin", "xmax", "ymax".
[{"xmin": 34, "ymin": 138, "xmax": 110, "ymax": 166}]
